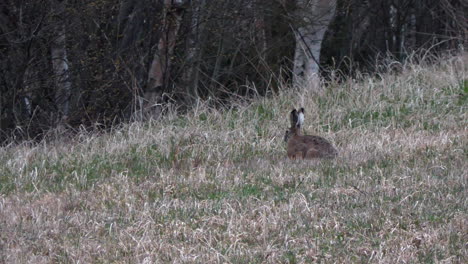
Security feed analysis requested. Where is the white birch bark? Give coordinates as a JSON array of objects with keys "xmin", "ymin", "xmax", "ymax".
[
  {"xmin": 51, "ymin": 0, "xmax": 71, "ymax": 117},
  {"xmin": 293, "ymin": 0, "xmax": 336, "ymax": 90}
]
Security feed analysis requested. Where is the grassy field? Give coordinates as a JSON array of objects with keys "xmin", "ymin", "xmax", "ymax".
[{"xmin": 1, "ymin": 54, "xmax": 467, "ymax": 263}]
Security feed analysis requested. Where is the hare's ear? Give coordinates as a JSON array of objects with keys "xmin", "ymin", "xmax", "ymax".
[
  {"xmin": 290, "ymin": 109, "xmax": 298, "ymax": 127},
  {"xmin": 297, "ymin": 108, "xmax": 304, "ymax": 128}
]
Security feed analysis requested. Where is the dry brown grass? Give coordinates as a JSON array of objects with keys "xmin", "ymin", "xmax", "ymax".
[{"xmin": 1, "ymin": 53, "xmax": 467, "ymax": 263}]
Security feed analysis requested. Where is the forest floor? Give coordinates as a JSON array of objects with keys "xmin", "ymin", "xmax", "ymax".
[{"xmin": 1, "ymin": 54, "xmax": 467, "ymax": 263}]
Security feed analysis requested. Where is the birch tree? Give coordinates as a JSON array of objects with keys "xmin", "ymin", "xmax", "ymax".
[
  {"xmin": 292, "ymin": 0, "xmax": 336, "ymax": 89},
  {"xmin": 50, "ymin": 0, "xmax": 71, "ymax": 117}
]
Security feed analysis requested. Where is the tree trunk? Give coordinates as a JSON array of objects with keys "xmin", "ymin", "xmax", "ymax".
[
  {"xmin": 116, "ymin": 0, "xmax": 145, "ymax": 53},
  {"xmin": 292, "ymin": 0, "xmax": 336, "ymax": 90},
  {"xmin": 146, "ymin": 0, "xmax": 187, "ymax": 110},
  {"xmin": 182, "ymin": 0, "xmax": 207, "ymax": 102},
  {"xmin": 51, "ymin": 0, "xmax": 71, "ymax": 117}
]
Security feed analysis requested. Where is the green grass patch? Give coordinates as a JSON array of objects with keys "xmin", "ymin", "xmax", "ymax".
[{"xmin": 0, "ymin": 55, "xmax": 466, "ymax": 263}]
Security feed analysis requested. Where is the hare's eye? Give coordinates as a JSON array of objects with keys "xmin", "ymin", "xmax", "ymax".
[{"xmin": 284, "ymin": 130, "xmax": 290, "ymax": 142}]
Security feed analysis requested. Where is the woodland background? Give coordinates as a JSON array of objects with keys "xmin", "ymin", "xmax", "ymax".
[
  {"xmin": 0, "ymin": 0, "xmax": 466, "ymax": 142},
  {"xmin": 0, "ymin": 2, "xmax": 466, "ymax": 261}
]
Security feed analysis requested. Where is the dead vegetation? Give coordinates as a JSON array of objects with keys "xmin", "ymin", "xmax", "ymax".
[{"xmin": 0, "ymin": 54, "xmax": 467, "ymax": 263}]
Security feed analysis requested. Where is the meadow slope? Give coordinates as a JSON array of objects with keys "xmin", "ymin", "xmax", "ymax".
[{"xmin": 1, "ymin": 54, "xmax": 467, "ymax": 263}]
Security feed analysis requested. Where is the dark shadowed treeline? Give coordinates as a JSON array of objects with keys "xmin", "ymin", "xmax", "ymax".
[
  {"xmin": 322, "ymin": 0, "xmax": 467, "ymax": 74},
  {"xmin": 0, "ymin": 0, "xmax": 466, "ymax": 142}
]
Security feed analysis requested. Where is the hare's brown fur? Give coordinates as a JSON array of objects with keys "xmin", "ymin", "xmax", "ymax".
[{"xmin": 285, "ymin": 108, "xmax": 337, "ymax": 159}]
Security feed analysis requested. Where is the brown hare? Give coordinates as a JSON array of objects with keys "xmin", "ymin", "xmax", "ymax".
[{"xmin": 284, "ymin": 108, "xmax": 337, "ymax": 159}]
